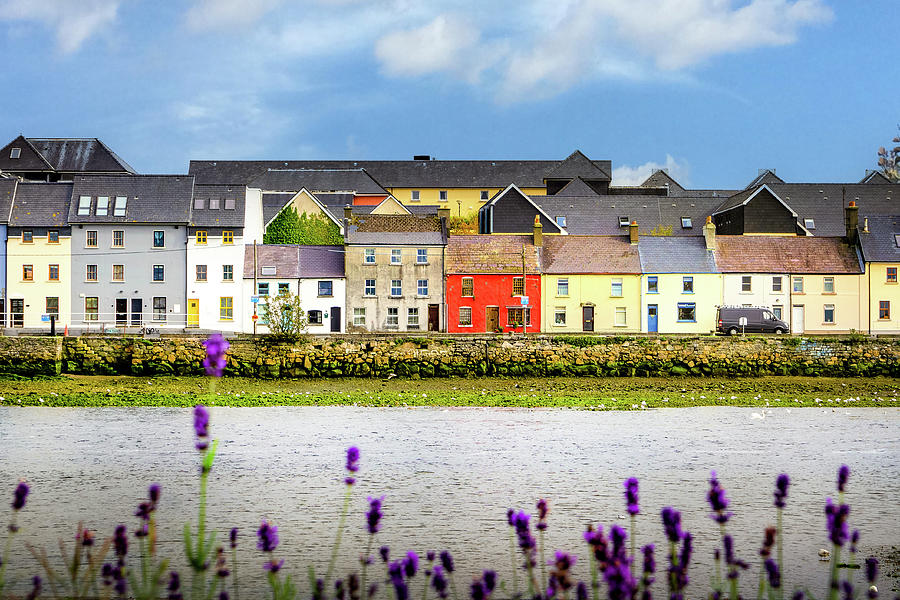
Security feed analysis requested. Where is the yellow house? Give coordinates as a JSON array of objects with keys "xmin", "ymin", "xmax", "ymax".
[
  {"xmin": 858, "ymin": 216, "xmax": 899, "ymax": 334},
  {"xmin": 6, "ymin": 183, "xmax": 71, "ymax": 330},
  {"xmin": 542, "ymin": 235, "xmax": 642, "ymax": 333},
  {"xmin": 637, "ymin": 236, "xmax": 723, "ymax": 334}
]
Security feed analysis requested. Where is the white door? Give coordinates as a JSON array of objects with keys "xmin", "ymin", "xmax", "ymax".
[{"xmin": 792, "ymin": 305, "xmax": 804, "ymax": 334}]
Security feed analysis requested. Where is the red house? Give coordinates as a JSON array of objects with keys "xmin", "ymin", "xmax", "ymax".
[{"xmin": 446, "ymin": 224, "xmax": 543, "ymax": 333}]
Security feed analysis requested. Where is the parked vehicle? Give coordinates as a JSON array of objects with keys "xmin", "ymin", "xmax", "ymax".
[{"xmin": 716, "ymin": 306, "xmax": 789, "ymax": 335}]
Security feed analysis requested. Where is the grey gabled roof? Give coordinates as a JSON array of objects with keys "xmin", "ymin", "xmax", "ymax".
[
  {"xmin": 190, "ymin": 184, "xmax": 246, "ymax": 227},
  {"xmin": 857, "ymin": 216, "xmax": 900, "ymax": 263},
  {"xmin": 0, "ymin": 136, "xmax": 53, "ymax": 172},
  {"xmin": 190, "ymin": 159, "xmax": 564, "ymax": 188},
  {"xmin": 641, "ymin": 169, "xmax": 685, "ymax": 192},
  {"xmin": 27, "ymin": 138, "xmax": 135, "ymax": 173},
  {"xmin": 744, "ymin": 169, "xmax": 784, "ymax": 189},
  {"xmin": 554, "ymin": 177, "xmax": 601, "ymax": 197},
  {"xmin": 0, "ymin": 178, "xmax": 17, "ymax": 224},
  {"xmin": 770, "ymin": 183, "xmax": 899, "ymax": 236},
  {"xmin": 249, "ymin": 169, "xmax": 387, "ymax": 195},
  {"xmin": 545, "ymin": 150, "xmax": 611, "ymax": 181},
  {"xmin": 638, "ymin": 236, "xmax": 717, "ymax": 273},
  {"xmin": 859, "ymin": 171, "xmax": 893, "ymax": 184},
  {"xmin": 298, "ymin": 245, "xmax": 345, "ymax": 278},
  {"xmin": 9, "ymin": 182, "xmax": 72, "ymax": 227},
  {"xmin": 68, "ymin": 175, "xmax": 194, "ymax": 224}
]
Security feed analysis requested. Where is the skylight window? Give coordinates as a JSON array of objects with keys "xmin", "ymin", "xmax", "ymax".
[
  {"xmin": 78, "ymin": 196, "xmax": 91, "ymax": 216},
  {"xmin": 618, "ymin": 216, "xmax": 629, "ymax": 227},
  {"xmin": 224, "ymin": 198, "xmax": 236, "ymax": 210},
  {"xmin": 556, "ymin": 216, "xmax": 567, "ymax": 227},
  {"xmin": 804, "ymin": 218, "xmax": 816, "ymax": 230},
  {"xmin": 96, "ymin": 196, "xmax": 109, "ymax": 216},
  {"xmin": 194, "ymin": 197, "xmax": 205, "ymax": 209},
  {"xmin": 209, "ymin": 198, "xmax": 220, "ymax": 210},
  {"xmin": 113, "ymin": 196, "xmax": 127, "ymax": 217},
  {"xmin": 681, "ymin": 217, "xmax": 692, "ymax": 229},
  {"xmin": 895, "ymin": 234, "xmax": 900, "ymax": 247},
  {"xmin": 10, "ymin": 148, "xmax": 21, "ymax": 159},
  {"xmin": 261, "ymin": 266, "xmax": 276, "ymax": 276}
]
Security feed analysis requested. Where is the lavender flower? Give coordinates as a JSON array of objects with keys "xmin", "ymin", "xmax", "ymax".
[
  {"xmin": 193, "ymin": 405, "xmax": 210, "ymax": 451},
  {"xmin": 576, "ymin": 581, "xmax": 588, "ymax": 600},
  {"xmin": 764, "ymin": 558, "xmax": 781, "ymax": 589},
  {"xmin": 149, "ymin": 483, "xmax": 161, "ymax": 505},
  {"xmin": 202, "ymin": 333, "xmax": 229, "ymax": 377},
  {"xmin": 624, "ymin": 477, "xmax": 640, "ymax": 516},
  {"xmin": 229, "ymin": 527, "xmax": 238, "ymax": 549},
  {"xmin": 512, "ymin": 511, "xmax": 537, "ymax": 568},
  {"xmin": 388, "ymin": 560, "xmax": 408, "ymax": 600},
  {"xmin": 257, "ymin": 520, "xmax": 279, "ymax": 552},
  {"xmin": 865, "ymin": 557, "xmax": 878, "ymax": 582},
  {"xmin": 841, "ymin": 581, "xmax": 854, "ymax": 600},
  {"xmin": 345, "ymin": 446, "xmax": 360, "ymax": 485},
  {"xmin": 850, "ymin": 529, "xmax": 860, "ymax": 553},
  {"xmin": 774, "ymin": 474, "xmax": 790, "ymax": 508},
  {"xmin": 431, "ymin": 565, "xmax": 448, "ymax": 599},
  {"xmin": 506, "ymin": 509, "xmax": 514, "ymax": 526},
  {"xmin": 216, "ymin": 547, "xmax": 229, "ymax": 578},
  {"xmin": 114, "ymin": 524, "xmax": 128, "ymax": 557},
  {"xmin": 167, "ymin": 571, "xmax": 182, "ymax": 600},
  {"xmin": 661, "ymin": 507, "xmax": 683, "ymax": 543},
  {"xmin": 837, "ymin": 465, "xmax": 850, "ymax": 493},
  {"xmin": 707, "ymin": 471, "xmax": 732, "ymax": 524},
  {"xmin": 641, "ymin": 544, "xmax": 656, "ymax": 580},
  {"xmin": 603, "ymin": 556, "xmax": 635, "ymax": 600},
  {"xmin": 722, "ymin": 535, "xmax": 748, "ymax": 576},
  {"xmin": 548, "ymin": 552, "xmax": 577, "ymax": 596},
  {"xmin": 426, "ymin": 551, "xmax": 436, "ymax": 562},
  {"xmin": 760, "ymin": 527, "xmax": 776, "ymax": 558},
  {"xmin": 471, "ymin": 579, "xmax": 487, "ymax": 600},
  {"xmin": 263, "ymin": 559, "xmax": 284, "ymax": 573},
  {"xmin": 219, "ymin": 591, "xmax": 229, "ymax": 600},
  {"xmin": 12, "ymin": 482, "xmax": 28, "ymax": 511},
  {"xmin": 825, "ymin": 498, "xmax": 850, "ymax": 546},
  {"xmin": 483, "ymin": 570, "xmax": 496, "ymax": 593},
  {"xmin": 610, "ymin": 525, "xmax": 628, "ymax": 561},
  {"xmin": 403, "ymin": 551, "xmax": 419, "ymax": 578},
  {"xmin": 366, "ymin": 496, "xmax": 384, "ymax": 534},
  {"xmin": 584, "ymin": 525, "xmax": 609, "ymax": 565},
  {"xmin": 536, "ymin": 499, "xmax": 549, "ymax": 531},
  {"xmin": 439, "ymin": 550, "xmax": 455, "ymax": 573},
  {"xmin": 380, "ymin": 546, "xmax": 390, "ymax": 563},
  {"xmin": 792, "ymin": 592, "xmax": 806, "ymax": 600},
  {"xmin": 25, "ymin": 575, "xmax": 41, "ymax": 600},
  {"xmin": 80, "ymin": 529, "xmax": 95, "ymax": 547}
]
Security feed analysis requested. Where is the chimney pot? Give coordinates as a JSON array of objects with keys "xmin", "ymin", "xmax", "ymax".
[
  {"xmin": 703, "ymin": 216, "xmax": 716, "ymax": 251},
  {"xmin": 343, "ymin": 204, "xmax": 352, "ymax": 220},
  {"xmin": 533, "ymin": 215, "xmax": 543, "ymax": 247},
  {"xmin": 629, "ymin": 221, "xmax": 638, "ymax": 244}
]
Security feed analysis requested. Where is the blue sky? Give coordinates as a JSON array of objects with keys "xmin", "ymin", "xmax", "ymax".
[{"xmin": 1, "ymin": 0, "xmax": 896, "ymax": 189}]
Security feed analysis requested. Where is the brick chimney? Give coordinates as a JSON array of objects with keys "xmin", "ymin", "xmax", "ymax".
[
  {"xmin": 703, "ymin": 215, "xmax": 716, "ymax": 251},
  {"xmin": 845, "ymin": 201, "xmax": 859, "ymax": 244},
  {"xmin": 533, "ymin": 215, "xmax": 543, "ymax": 247},
  {"xmin": 629, "ymin": 220, "xmax": 638, "ymax": 244},
  {"xmin": 437, "ymin": 206, "xmax": 450, "ymax": 220}
]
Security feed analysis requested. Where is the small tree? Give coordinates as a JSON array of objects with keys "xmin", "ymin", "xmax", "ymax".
[
  {"xmin": 877, "ymin": 126, "xmax": 900, "ymax": 182},
  {"xmin": 259, "ymin": 291, "xmax": 308, "ymax": 340}
]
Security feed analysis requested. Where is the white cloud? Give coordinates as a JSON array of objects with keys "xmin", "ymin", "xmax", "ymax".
[
  {"xmin": 184, "ymin": 0, "xmax": 283, "ymax": 31},
  {"xmin": 374, "ymin": 14, "xmax": 485, "ymax": 81},
  {"xmin": 0, "ymin": 0, "xmax": 119, "ymax": 53},
  {"xmin": 612, "ymin": 154, "xmax": 691, "ymax": 187}
]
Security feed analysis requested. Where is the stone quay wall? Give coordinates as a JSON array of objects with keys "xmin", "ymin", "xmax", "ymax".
[{"xmin": 0, "ymin": 335, "xmax": 897, "ymax": 379}]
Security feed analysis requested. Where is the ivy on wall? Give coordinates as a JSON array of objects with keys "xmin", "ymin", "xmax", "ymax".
[{"xmin": 264, "ymin": 208, "xmax": 343, "ymax": 245}]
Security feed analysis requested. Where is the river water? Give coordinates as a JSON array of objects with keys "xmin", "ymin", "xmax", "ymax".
[{"xmin": 0, "ymin": 406, "xmax": 897, "ymax": 597}]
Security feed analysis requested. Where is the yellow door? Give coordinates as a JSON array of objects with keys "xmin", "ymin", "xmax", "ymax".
[{"xmin": 188, "ymin": 299, "xmax": 199, "ymax": 327}]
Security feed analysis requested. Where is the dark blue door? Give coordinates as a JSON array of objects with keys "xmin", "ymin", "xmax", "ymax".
[{"xmin": 648, "ymin": 305, "xmax": 658, "ymax": 333}]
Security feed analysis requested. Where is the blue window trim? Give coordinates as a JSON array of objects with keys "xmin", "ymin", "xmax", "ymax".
[
  {"xmin": 647, "ymin": 276, "xmax": 659, "ymax": 294},
  {"xmin": 682, "ymin": 276, "xmax": 694, "ymax": 294},
  {"xmin": 677, "ymin": 302, "xmax": 697, "ymax": 322}
]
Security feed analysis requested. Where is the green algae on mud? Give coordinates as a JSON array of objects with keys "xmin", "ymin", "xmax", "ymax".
[{"xmin": 0, "ymin": 374, "xmax": 898, "ymax": 409}]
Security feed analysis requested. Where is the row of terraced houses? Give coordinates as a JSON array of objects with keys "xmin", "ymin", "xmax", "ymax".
[{"xmin": 0, "ymin": 135, "xmax": 898, "ymax": 336}]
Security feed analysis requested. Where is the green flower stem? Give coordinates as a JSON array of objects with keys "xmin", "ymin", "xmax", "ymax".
[
  {"xmin": 757, "ymin": 560, "xmax": 767, "ymax": 600},
  {"xmin": 0, "ymin": 515, "xmax": 18, "ymax": 595},
  {"xmin": 668, "ymin": 541, "xmax": 677, "ymax": 597},
  {"xmin": 590, "ymin": 552, "xmax": 599, "ymax": 600},
  {"xmin": 538, "ymin": 529, "xmax": 547, "ymax": 594},
  {"xmin": 231, "ymin": 546, "xmax": 240, "ymax": 600},
  {"xmin": 630, "ymin": 515, "xmax": 637, "ymax": 579},
  {"xmin": 508, "ymin": 528, "xmax": 520, "ymax": 599},
  {"xmin": 361, "ymin": 534, "xmax": 374, "ymax": 600},
  {"xmin": 776, "ymin": 507, "xmax": 784, "ymax": 600},
  {"xmin": 325, "ymin": 483, "xmax": 353, "ymax": 589},
  {"xmin": 828, "ymin": 544, "xmax": 841, "ymax": 600}
]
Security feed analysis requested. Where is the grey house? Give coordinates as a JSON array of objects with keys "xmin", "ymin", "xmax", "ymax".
[
  {"xmin": 68, "ymin": 175, "xmax": 194, "ymax": 330},
  {"xmin": 345, "ymin": 213, "xmax": 448, "ymax": 332}
]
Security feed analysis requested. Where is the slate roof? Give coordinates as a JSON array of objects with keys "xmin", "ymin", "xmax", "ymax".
[
  {"xmin": 768, "ymin": 183, "xmax": 899, "ymax": 236},
  {"xmin": 0, "ymin": 136, "xmax": 52, "ymax": 172},
  {"xmin": 554, "ymin": 177, "xmax": 601, "ymax": 197},
  {"xmin": 0, "ymin": 178, "xmax": 17, "ymax": 224},
  {"xmin": 190, "ymin": 159, "xmax": 564, "ymax": 188},
  {"xmin": 243, "ymin": 244, "xmax": 300, "ymax": 279},
  {"xmin": 262, "ymin": 193, "xmax": 293, "ymax": 226},
  {"xmin": 543, "ymin": 235, "xmax": 641, "ymax": 274},
  {"xmin": 545, "ymin": 150, "xmax": 611, "ymax": 181},
  {"xmin": 533, "ymin": 194, "xmax": 721, "ymax": 235},
  {"xmin": 713, "ymin": 236, "xmax": 861, "ymax": 274},
  {"xmin": 859, "ymin": 171, "xmax": 893, "ymax": 184},
  {"xmin": 446, "ymin": 235, "xmax": 541, "ymax": 274},
  {"xmin": 28, "ymin": 138, "xmax": 135, "ymax": 173},
  {"xmin": 346, "ymin": 214, "xmax": 446, "ymax": 245},
  {"xmin": 857, "ymin": 216, "xmax": 900, "ymax": 263},
  {"xmin": 638, "ymin": 236, "xmax": 717, "ymax": 273},
  {"xmin": 744, "ymin": 169, "xmax": 784, "ymax": 189},
  {"xmin": 249, "ymin": 169, "xmax": 387, "ymax": 195},
  {"xmin": 641, "ymin": 169, "xmax": 685, "ymax": 192},
  {"xmin": 190, "ymin": 184, "xmax": 246, "ymax": 227},
  {"xmin": 68, "ymin": 175, "xmax": 194, "ymax": 224},
  {"xmin": 298, "ymin": 245, "xmax": 345, "ymax": 278},
  {"xmin": 9, "ymin": 182, "xmax": 73, "ymax": 227}
]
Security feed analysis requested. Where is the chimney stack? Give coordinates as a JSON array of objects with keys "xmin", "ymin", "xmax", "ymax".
[
  {"xmin": 344, "ymin": 204, "xmax": 352, "ymax": 220},
  {"xmin": 437, "ymin": 206, "xmax": 451, "ymax": 220},
  {"xmin": 703, "ymin": 216, "xmax": 716, "ymax": 251},
  {"xmin": 629, "ymin": 220, "xmax": 638, "ymax": 244},
  {"xmin": 845, "ymin": 201, "xmax": 859, "ymax": 244},
  {"xmin": 533, "ymin": 215, "xmax": 543, "ymax": 247}
]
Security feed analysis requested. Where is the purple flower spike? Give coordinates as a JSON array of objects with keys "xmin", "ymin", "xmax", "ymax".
[
  {"xmin": 25, "ymin": 575, "xmax": 41, "ymax": 600},
  {"xmin": 257, "ymin": 520, "xmax": 279, "ymax": 552},
  {"xmin": 202, "ymin": 334, "xmax": 230, "ymax": 377},
  {"xmin": 850, "ymin": 529, "xmax": 860, "ymax": 553},
  {"xmin": 774, "ymin": 474, "xmax": 790, "ymax": 508},
  {"xmin": 426, "ymin": 551, "xmax": 436, "ymax": 562},
  {"xmin": 865, "ymin": 557, "xmax": 878, "ymax": 582},
  {"xmin": 641, "ymin": 544, "xmax": 655, "ymax": 576},
  {"xmin": 471, "ymin": 579, "xmax": 487, "ymax": 600},
  {"xmin": 624, "ymin": 477, "xmax": 640, "ymax": 516},
  {"xmin": 346, "ymin": 446, "xmax": 360, "ymax": 472},
  {"xmin": 536, "ymin": 499, "xmax": 549, "ymax": 531},
  {"xmin": 403, "ymin": 551, "xmax": 419, "ymax": 578},
  {"xmin": 114, "ymin": 524, "xmax": 128, "ymax": 557},
  {"xmin": 661, "ymin": 507, "xmax": 683, "ymax": 543},
  {"xmin": 229, "ymin": 528, "xmax": 238, "ymax": 549},
  {"xmin": 193, "ymin": 405, "xmax": 210, "ymax": 451},
  {"xmin": 610, "ymin": 525, "xmax": 628, "ymax": 560},
  {"xmin": 431, "ymin": 566, "xmax": 448, "ymax": 599},
  {"xmin": 168, "ymin": 571, "xmax": 183, "ymax": 600},
  {"xmin": 602, "ymin": 555, "xmax": 636, "ymax": 600},
  {"xmin": 149, "ymin": 483, "xmax": 161, "ymax": 505},
  {"xmin": 12, "ymin": 482, "xmax": 29, "ymax": 511},
  {"xmin": 379, "ymin": 546, "xmax": 390, "ymax": 563},
  {"xmin": 264, "ymin": 559, "xmax": 284, "ymax": 573},
  {"xmin": 366, "ymin": 496, "xmax": 384, "ymax": 534},
  {"xmin": 439, "ymin": 550, "xmax": 455, "ymax": 573},
  {"xmin": 576, "ymin": 581, "xmax": 588, "ymax": 600},
  {"xmin": 837, "ymin": 465, "xmax": 850, "ymax": 493},
  {"xmin": 764, "ymin": 558, "xmax": 781, "ymax": 589},
  {"xmin": 483, "ymin": 570, "xmax": 497, "ymax": 593},
  {"xmin": 825, "ymin": 498, "xmax": 850, "ymax": 547},
  {"xmin": 506, "ymin": 508, "xmax": 514, "ymax": 526},
  {"xmin": 707, "ymin": 471, "xmax": 732, "ymax": 524}
]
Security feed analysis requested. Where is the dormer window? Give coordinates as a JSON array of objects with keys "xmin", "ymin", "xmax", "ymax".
[
  {"xmin": 78, "ymin": 196, "xmax": 91, "ymax": 215},
  {"xmin": 224, "ymin": 198, "xmax": 235, "ymax": 210},
  {"xmin": 618, "ymin": 216, "xmax": 629, "ymax": 227},
  {"xmin": 96, "ymin": 196, "xmax": 109, "ymax": 216},
  {"xmin": 804, "ymin": 218, "xmax": 816, "ymax": 230},
  {"xmin": 681, "ymin": 217, "xmax": 692, "ymax": 229},
  {"xmin": 113, "ymin": 196, "xmax": 127, "ymax": 216},
  {"xmin": 9, "ymin": 148, "xmax": 21, "ymax": 159}
]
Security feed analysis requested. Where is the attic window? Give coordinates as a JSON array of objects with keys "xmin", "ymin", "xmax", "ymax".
[
  {"xmin": 261, "ymin": 266, "xmax": 276, "ymax": 276},
  {"xmin": 556, "ymin": 216, "xmax": 567, "ymax": 228},
  {"xmin": 96, "ymin": 196, "xmax": 109, "ymax": 216},
  {"xmin": 804, "ymin": 218, "xmax": 816, "ymax": 230},
  {"xmin": 194, "ymin": 198, "xmax": 205, "ymax": 210},
  {"xmin": 618, "ymin": 216, "xmax": 629, "ymax": 227},
  {"xmin": 480, "ymin": 190, "xmax": 489, "ymax": 201},
  {"xmin": 209, "ymin": 198, "xmax": 220, "ymax": 210},
  {"xmin": 895, "ymin": 234, "xmax": 900, "ymax": 247},
  {"xmin": 113, "ymin": 196, "xmax": 127, "ymax": 217},
  {"xmin": 78, "ymin": 196, "xmax": 91, "ymax": 215},
  {"xmin": 224, "ymin": 198, "xmax": 236, "ymax": 210},
  {"xmin": 439, "ymin": 190, "xmax": 448, "ymax": 201},
  {"xmin": 9, "ymin": 148, "xmax": 21, "ymax": 159},
  {"xmin": 681, "ymin": 217, "xmax": 692, "ymax": 229}
]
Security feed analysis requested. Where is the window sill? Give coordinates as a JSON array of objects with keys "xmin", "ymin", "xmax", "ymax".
[
  {"xmin": 557, "ymin": 295, "xmax": 569, "ymax": 298},
  {"xmin": 389, "ymin": 295, "xmax": 403, "ymax": 299},
  {"xmin": 111, "ymin": 280, "xmax": 125, "ymax": 284},
  {"xmin": 363, "ymin": 263, "xmax": 376, "ymax": 266},
  {"xmin": 553, "ymin": 323, "xmax": 566, "ymax": 327},
  {"xmin": 614, "ymin": 324, "xmax": 628, "ymax": 327},
  {"xmin": 151, "ymin": 281, "xmax": 166, "ymax": 284},
  {"xmin": 223, "ymin": 279, "xmax": 234, "ymax": 283},
  {"xmin": 318, "ymin": 295, "xmax": 334, "ymax": 298},
  {"xmin": 458, "ymin": 324, "xmax": 473, "ymax": 328},
  {"xmin": 84, "ymin": 280, "xmax": 98, "ymax": 284},
  {"xmin": 646, "ymin": 291, "xmax": 659, "ymax": 295},
  {"xmin": 415, "ymin": 262, "xmax": 429, "ymax": 266},
  {"xmin": 677, "ymin": 320, "xmax": 697, "ymax": 323},
  {"xmin": 196, "ymin": 280, "xmax": 207, "ymax": 283},
  {"xmin": 610, "ymin": 295, "xmax": 623, "ymax": 298},
  {"xmin": 793, "ymin": 292, "xmax": 805, "ymax": 295},
  {"xmin": 85, "ymin": 246, "xmax": 98, "ymax": 250},
  {"xmin": 416, "ymin": 295, "xmax": 429, "ymax": 299},
  {"xmin": 390, "ymin": 263, "xmax": 403, "ymax": 266},
  {"xmin": 219, "ymin": 318, "xmax": 234, "ymax": 322},
  {"xmin": 823, "ymin": 292, "xmax": 836, "ymax": 295},
  {"xmin": 822, "ymin": 322, "xmax": 836, "ymax": 326}
]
